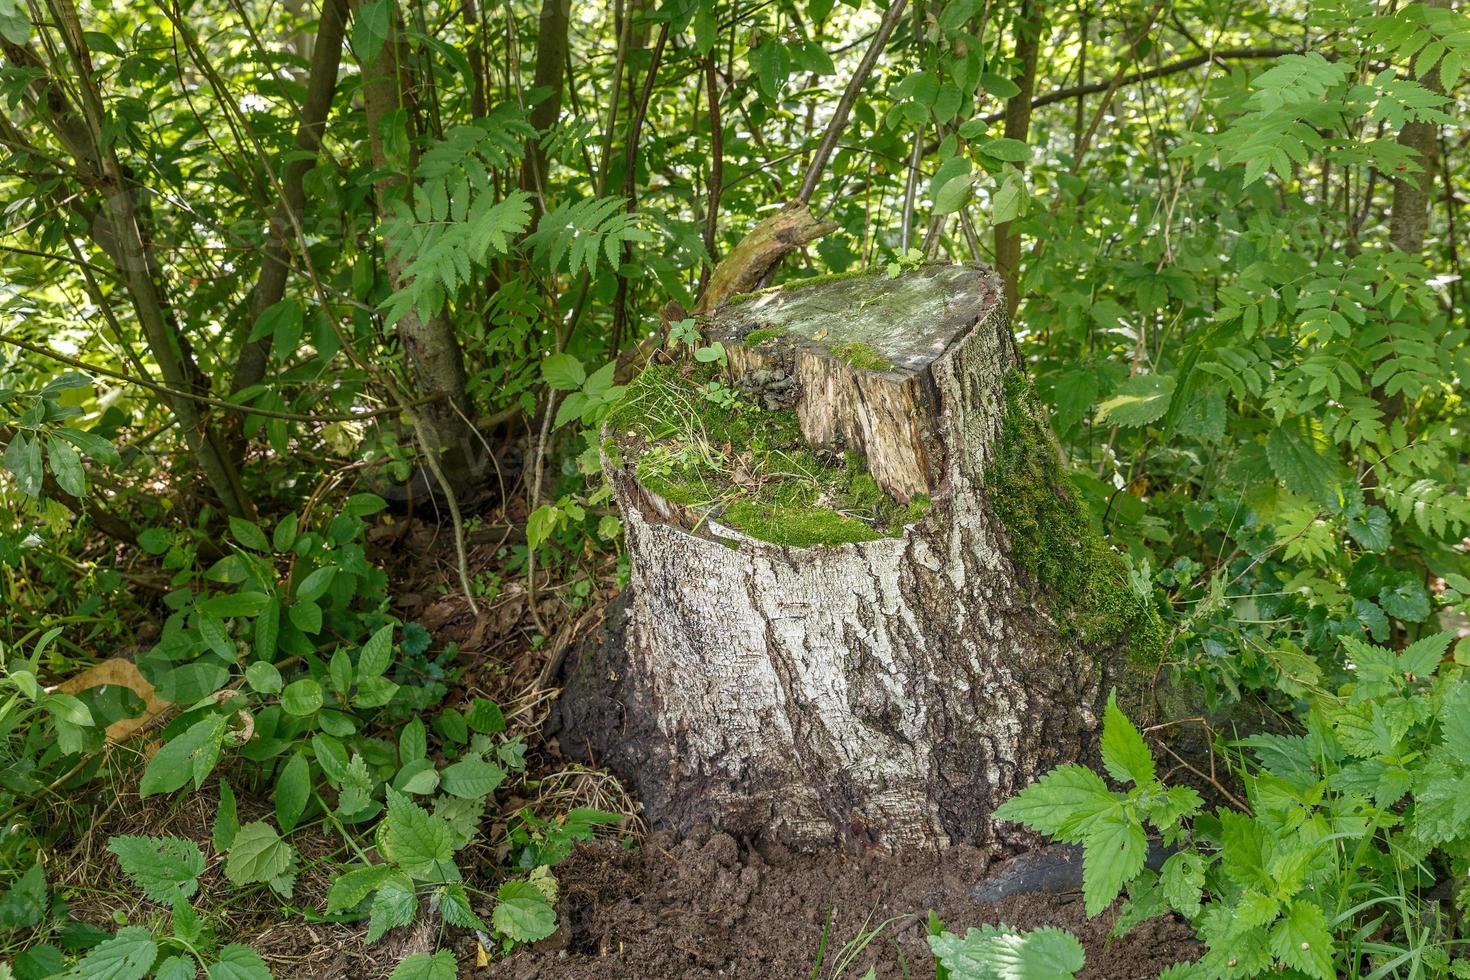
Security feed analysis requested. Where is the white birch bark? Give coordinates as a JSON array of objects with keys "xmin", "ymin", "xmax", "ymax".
[{"xmin": 566, "ymin": 266, "xmax": 1109, "ymax": 851}]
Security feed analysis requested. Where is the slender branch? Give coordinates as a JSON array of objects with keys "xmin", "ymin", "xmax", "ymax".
[
  {"xmin": 0, "ymin": 335, "xmax": 428, "ymax": 423},
  {"xmin": 795, "ymin": 0, "xmax": 908, "ymax": 205},
  {"xmin": 610, "ymin": 20, "xmax": 669, "ymax": 357},
  {"xmin": 979, "ymin": 46, "xmax": 1298, "ymax": 124},
  {"xmin": 698, "ymin": 55, "xmax": 724, "ymax": 297}
]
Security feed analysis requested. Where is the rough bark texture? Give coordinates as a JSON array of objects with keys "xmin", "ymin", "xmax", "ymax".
[
  {"xmin": 1389, "ymin": 0, "xmax": 1451, "ymax": 255},
  {"xmin": 559, "ymin": 266, "xmax": 1158, "ymax": 852}
]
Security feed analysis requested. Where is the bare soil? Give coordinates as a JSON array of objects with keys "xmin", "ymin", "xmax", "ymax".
[{"xmin": 482, "ymin": 826, "xmax": 1199, "ymax": 980}]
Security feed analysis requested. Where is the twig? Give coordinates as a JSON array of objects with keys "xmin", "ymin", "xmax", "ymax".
[
  {"xmin": 0, "ymin": 334, "xmax": 430, "ymax": 423},
  {"xmin": 412, "ymin": 421, "xmax": 480, "ymax": 617}
]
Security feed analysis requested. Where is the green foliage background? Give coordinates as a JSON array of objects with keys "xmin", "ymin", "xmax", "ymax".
[{"xmin": 0, "ymin": 0, "xmax": 1468, "ymax": 975}]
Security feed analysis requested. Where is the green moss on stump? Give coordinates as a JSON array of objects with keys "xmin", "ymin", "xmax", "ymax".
[
  {"xmin": 828, "ymin": 341, "xmax": 895, "ymax": 372},
  {"xmin": 605, "ymin": 365, "xmax": 929, "ymax": 548},
  {"xmin": 742, "ymin": 327, "xmax": 786, "ymax": 346},
  {"xmin": 988, "ymin": 372, "xmax": 1166, "ymax": 662}
]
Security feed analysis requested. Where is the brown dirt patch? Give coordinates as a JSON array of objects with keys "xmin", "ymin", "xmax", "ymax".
[{"xmin": 482, "ymin": 826, "xmax": 1198, "ymax": 980}]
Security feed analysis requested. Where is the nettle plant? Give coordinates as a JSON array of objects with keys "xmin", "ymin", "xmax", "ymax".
[{"xmin": 997, "ymin": 631, "xmax": 1470, "ymax": 980}]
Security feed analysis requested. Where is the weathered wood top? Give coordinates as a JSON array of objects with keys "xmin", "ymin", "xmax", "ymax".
[{"xmin": 706, "ymin": 264, "xmax": 1004, "ymax": 374}]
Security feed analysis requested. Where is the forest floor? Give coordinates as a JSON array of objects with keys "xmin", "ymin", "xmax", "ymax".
[{"xmin": 43, "ymin": 498, "xmax": 1199, "ymax": 979}]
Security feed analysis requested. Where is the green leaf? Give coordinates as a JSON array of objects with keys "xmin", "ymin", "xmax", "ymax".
[
  {"xmin": 383, "ymin": 790, "xmax": 460, "ymax": 882},
  {"xmin": 400, "ymin": 717, "xmax": 427, "ymax": 764},
  {"xmin": 527, "ymin": 505, "xmax": 561, "ymax": 552},
  {"xmin": 327, "ymin": 864, "xmax": 397, "ymax": 913},
  {"xmin": 367, "ymin": 873, "xmax": 417, "ymax": 943},
  {"xmin": 928, "ymin": 923, "xmax": 1085, "ymax": 979},
  {"xmin": 1345, "ymin": 505, "xmax": 1390, "ymax": 551},
  {"xmin": 198, "ymin": 592, "xmax": 271, "ymax": 618},
  {"xmin": 46, "ymin": 435, "xmax": 85, "ymax": 497},
  {"xmin": 992, "ymin": 765, "xmax": 1118, "ymax": 841},
  {"xmin": 0, "ymin": 863, "xmax": 45, "ymax": 928},
  {"xmin": 440, "ymin": 758, "xmax": 505, "ymax": 799},
  {"xmin": 1081, "ymin": 815, "xmax": 1147, "ymax": 916},
  {"xmin": 206, "ymin": 945, "xmax": 272, "ymax": 980},
  {"xmin": 272, "ymin": 513, "xmax": 298, "ymax": 553},
  {"xmin": 979, "ymin": 72, "xmax": 1022, "ymax": 99},
  {"xmin": 388, "ymin": 951, "xmax": 457, "ymax": 980},
  {"xmin": 154, "ymin": 955, "xmax": 196, "ymax": 980},
  {"xmin": 493, "ymin": 879, "xmax": 557, "ymax": 942},
  {"xmin": 288, "ymin": 600, "xmax": 323, "ymax": 634},
  {"xmin": 440, "ymin": 882, "xmax": 486, "ymax": 930},
  {"xmin": 155, "ymin": 662, "xmax": 230, "ymax": 704},
  {"xmin": 140, "ymin": 717, "xmax": 225, "ymax": 797},
  {"xmin": 396, "ymin": 759, "xmax": 440, "ymax": 795},
  {"xmin": 358, "ymin": 624, "xmax": 394, "ymax": 677},
  {"xmin": 352, "ymin": 0, "xmax": 391, "ymax": 65},
  {"xmin": 1379, "ymin": 577, "xmax": 1430, "ymax": 623},
  {"xmin": 275, "ymin": 752, "xmax": 311, "ymax": 834},
  {"xmin": 1399, "ymin": 630, "xmax": 1453, "ymax": 679},
  {"xmin": 281, "ymin": 678, "xmax": 323, "ymax": 716},
  {"xmin": 465, "ymin": 699, "xmax": 505, "ymax": 735},
  {"xmin": 541, "ymin": 352, "xmax": 586, "ymax": 391},
  {"xmin": 933, "ymin": 173, "xmax": 974, "ymax": 215},
  {"xmin": 55, "ymin": 426, "xmax": 120, "ymax": 466},
  {"xmin": 3, "ymin": 429, "xmax": 42, "ymax": 496},
  {"xmin": 0, "ymin": 0, "xmax": 30, "ymax": 45},
  {"xmin": 980, "ymin": 137, "xmax": 1032, "ymax": 162},
  {"xmin": 225, "ymin": 821, "xmax": 295, "ymax": 887},
  {"xmin": 294, "ymin": 566, "xmax": 336, "ymax": 603},
  {"xmin": 1266, "ymin": 424, "xmax": 1335, "ymax": 500},
  {"xmin": 1099, "ymin": 692, "xmax": 1154, "ymax": 787},
  {"xmin": 992, "ymin": 171, "xmax": 1025, "ymax": 224},
  {"xmin": 1268, "ymin": 899, "xmax": 1334, "ymax": 979},
  {"xmin": 1159, "ymin": 852, "xmax": 1205, "ymax": 917},
  {"xmin": 1440, "ymin": 682, "xmax": 1470, "ymax": 765},
  {"xmin": 1097, "ymin": 374, "xmax": 1176, "ymax": 427},
  {"xmin": 106, "ymin": 836, "xmax": 204, "ymax": 903},
  {"xmin": 246, "ymin": 661, "xmax": 283, "ymax": 694},
  {"xmin": 214, "ymin": 780, "xmax": 240, "ymax": 852},
  {"xmin": 227, "ymin": 517, "xmax": 270, "ymax": 553},
  {"xmin": 62, "ymin": 926, "xmax": 156, "ymax": 980}
]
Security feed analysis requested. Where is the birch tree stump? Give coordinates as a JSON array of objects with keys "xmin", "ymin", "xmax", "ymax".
[{"xmin": 558, "ymin": 265, "xmax": 1163, "ymax": 851}]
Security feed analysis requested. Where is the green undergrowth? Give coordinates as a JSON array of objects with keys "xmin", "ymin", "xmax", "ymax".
[
  {"xmin": 988, "ymin": 372, "xmax": 1165, "ymax": 661},
  {"xmin": 604, "ymin": 364, "xmax": 929, "ymax": 547}
]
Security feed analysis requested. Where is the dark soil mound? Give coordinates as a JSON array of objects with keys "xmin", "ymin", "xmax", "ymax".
[{"xmin": 483, "ymin": 826, "xmax": 1198, "ymax": 979}]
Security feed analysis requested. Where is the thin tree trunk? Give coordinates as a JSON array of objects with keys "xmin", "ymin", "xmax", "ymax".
[
  {"xmin": 995, "ymin": 0, "xmax": 1044, "ymax": 315},
  {"xmin": 1389, "ymin": 0, "xmax": 1452, "ymax": 255},
  {"xmin": 230, "ymin": 0, "xmax": 347, "ymax": 399},
  {"xmin": 360, "ymin": 0, "xmax": 482, "ymax": 492},
  {"xmin": 521, "ymin": 0, "xmax": 570, "ymax": 198}
]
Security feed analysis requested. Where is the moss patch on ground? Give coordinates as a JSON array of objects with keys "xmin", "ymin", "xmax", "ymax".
[
  {"xmin": 987, "ymin": 372, "xmax": 1166, "ymax": 662},
  {"xmin": 605, "ymin": 365, "xmax": 929, "ymax": 547}
]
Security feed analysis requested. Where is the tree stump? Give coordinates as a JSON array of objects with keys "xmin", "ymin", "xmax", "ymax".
[{"xmin": 558, "ymin": 265, "xmax": 1163, "ymax": 851}]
